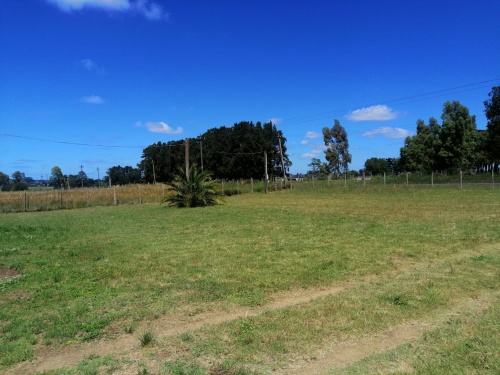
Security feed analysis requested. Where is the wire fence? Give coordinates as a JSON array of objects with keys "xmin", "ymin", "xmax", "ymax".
[
  {"xmin": 0, "ymin": 179, "xmax": 268, "ymax": 213},
  {"xmin": 305, "ymin": 171, "xmax": 498, "ymax": 188},
  {"xmin": 0, "ymin": 173, "xmax": 497, "ymax": 213}
]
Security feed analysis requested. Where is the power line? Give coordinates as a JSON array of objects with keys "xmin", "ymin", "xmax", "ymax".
[
  {"xmin": 0, "ymin": 134, "xmax": 184, "ymax": 149},
  {"xmin": 277, "ymin": 78, "xmax": 499, "ymax": 127},
  {"xmin": 0, "ymin": 134, "xmax": 143, "ymax": 148},
  {"xmin": 1, "ymin": 77, "xmax": 498, "ymax": 147}
]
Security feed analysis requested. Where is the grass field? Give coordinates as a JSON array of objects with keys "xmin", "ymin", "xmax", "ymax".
[{"xmin": 0, "ymin": 184, "xmax": 499, "ymax": 374}]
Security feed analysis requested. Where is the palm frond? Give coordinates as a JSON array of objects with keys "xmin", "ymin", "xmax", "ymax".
[{"xmin": 163, "ymin": 165, "xmax": 223, "ymax": 208}]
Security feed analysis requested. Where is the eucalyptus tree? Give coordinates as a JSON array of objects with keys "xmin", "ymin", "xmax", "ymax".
[
  {"xmin": 50, "ymin": 166, "xmax": 65, "ymax": 189},
  {"xmin": 322, "ymin": 119, "xmax": 352, "ymax": 178},
  {"xmin": 484, "ymin": 86, "xmax": 500, "ymax": 169},
  {"xmin": 400, "ymin": 118, "xmax": 442, "ymax": 172},
  {"xmin": 438, "ymin": 101, "xmax": 478, "ymax": 171}
]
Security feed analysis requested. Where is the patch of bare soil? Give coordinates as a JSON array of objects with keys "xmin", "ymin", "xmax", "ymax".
[
  {"xmin": 0, "ymin": 268, "xmax": 19, "ymax": 279},
  {"xmin": 280, "ymin": 293, "xmax": 494, "ymax": 375}
]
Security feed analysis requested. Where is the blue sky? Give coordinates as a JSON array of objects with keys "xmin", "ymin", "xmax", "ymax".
[{"xmin": 1, "ymin": 0, "xmax": 499, "ymax": 180}]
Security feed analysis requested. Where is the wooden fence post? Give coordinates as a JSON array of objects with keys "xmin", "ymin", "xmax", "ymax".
[
  {"xmin": 113, "ymin": 186, "xmax": 117, "ymax": 206},
  {"xmin": 264, "ymin": 151, "xmax": 268, "ymax": 194}
]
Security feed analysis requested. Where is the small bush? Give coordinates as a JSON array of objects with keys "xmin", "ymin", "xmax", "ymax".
[{"xmin": 222, "ymin": 188, "xmax": 239, "ymax": 196}]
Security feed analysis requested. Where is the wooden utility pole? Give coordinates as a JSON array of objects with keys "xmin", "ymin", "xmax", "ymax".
[
  {"xmin": 264, "ymin": 151, "xmax": 268, "ymax": 194},
  {"xmin": 185, "ymin": 138, "xmax": 190, "ymax": 180},
  {"xmin": 200, "ymin": 139, "xmax": 204, "ymax": 172},
  {"xmin": 151, "ymin": 159, "xmax": 156, "ymax": 184},
  {"xmin": 80, "ymin": 164, "xmax": 84, "ymax": 188},
  {"xmin": 278, "ymin": 135, "xmax": 287, "ymax": 185},
  {"xmin": 97, "ymin": 167, "xmax": 100, "ymax": 187}
]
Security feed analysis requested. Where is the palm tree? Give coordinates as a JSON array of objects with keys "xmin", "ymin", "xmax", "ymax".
[{"xmin": 164, "ymin": 165, "xmax": 223, "ymax": 208}]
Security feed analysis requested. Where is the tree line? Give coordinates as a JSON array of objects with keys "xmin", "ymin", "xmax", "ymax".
[
  {"xmin": 308, "ymin": 86, "xmax": 500, "ymax": 177},
  {"xmin": 136, "ymin": 121, "xmax": 289, "ymax": 184},
  {"xmin": 0, "ymin": 171, "xmax": 31, "ymax": 191},
  {"xmin": 4, "ymin": 87, "xmax": 498, "ymax": 189},
  {"xmin": 57, "ymin": 121, "xmax": 289, "ymax": 188},
  {"xmin": 395, "ymin": 87, "xmax": 499, "ymax": 174},
  {"xmin": 1, "ymin": 121, "xmax": 290, "ymax": 190}
]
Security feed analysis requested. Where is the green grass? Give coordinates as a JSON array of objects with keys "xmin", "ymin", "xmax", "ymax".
[
  {"xmin": 334, "ymin": 300, "xmax": 499, "ymax": 375},
  {"xmin": 1, "ymin": 184, "xmax": 499, "ymax": 373},
  {"xmin": 155, "ymin": 248, "xmax": 497, "ymax": 370},
  {"xmin": 39, "ymin": 355, "xmax": 120, "ymax": 375}
]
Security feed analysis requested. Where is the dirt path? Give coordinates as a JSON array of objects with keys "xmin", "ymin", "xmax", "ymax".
[
  {"xmin": 5, "ymin": 246, "xmax": 494, "ymax": 375},
  {"xmin": 6, "ymin": 285, "xmax": 351, "ymax": 375},
  {"xmin": 281, "ymin": 293, "xmax": 494, "ymax": 375}
]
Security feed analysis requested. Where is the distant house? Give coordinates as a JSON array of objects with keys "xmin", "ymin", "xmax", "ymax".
[{"xmin": 289, "ymin": 174, "xmax": 304, "ymax": 181}]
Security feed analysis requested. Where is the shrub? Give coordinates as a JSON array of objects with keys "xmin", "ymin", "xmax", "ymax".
[{"xmin": 163, "ymin": 166, "xmax": 223, "ymax": 208}]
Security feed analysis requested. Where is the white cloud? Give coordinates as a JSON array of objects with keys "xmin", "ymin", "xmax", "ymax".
[
  {"xmin": 80, "ymin": 59, "xmax": 106, "ymax": 74},
  {"xmin": 346, "ymin": 105, "xmax": 399, "ymax": 121},
  {"xmin": 137, "ymin": 121, "xmax": 183, "ymax": 135},
  {"xmin": 81, "ymin": 95, "xmax": 104, "ymax": 104},
  {"xmin": 300, "ymin": 140, "xmax": 308, "ymax": 145},
  {"xmin": 81, "ymin": 58, "xmax": 96, "ymax": 71},
  {"xmin": 301, "ymin": 148, "xmax": 323, "ymax": 158},
  {"xmin": 133, "ymin": 0, "xmax": 168, "ymax": 21},
  {"xmin": 305, "ymin": 131, "xmax": 322, "ymax": 139},
  {"xmin": 46, "ymin": 0, "xmax": 168, "ymax": 20},
  {"xmin": 269, "ymin": 118, "xmax": 283, "ymax": 125},
  {"xmin": 362, "ymin": 127, "xmax": 412, "ymax": 139},
  {"xmin": 47, "ymin": 0, "xmax": 130, "ymax": 11}
]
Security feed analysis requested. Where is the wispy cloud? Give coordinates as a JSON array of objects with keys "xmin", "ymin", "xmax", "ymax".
[
  {"xmin": 301, "ymin": 148, "xmax": 324, "ymax": 159},
  {"xmin": 300, "ymin": 140, "xmax": 308, "ymax": 145},
  {"xmin": 134, "ymin": 0, "xmax": 168, "ymax": 21},
  {"xmin": 80, "ymin": 59, "xmax": 106, "ymax": 75},
  {"xmin": 136, "ymin": 121, "xmax": 183, "ymax": 135},
  {"xmin": 269, "ymin": 118, "xmax": 283, "ymax": 125},
  {"xmin": 47, "ymin": 0, "xmax": 129, "ymax": 11},
  {"xmin": 362, "ymin": 127, "xmax": 412, "ymax": 139},
  {"xmin": 46, "ymin": 0, "xmax": 169, "ymax": 21},
  {"xmin": 305, "ymin": 131, "xmax": 322, "ymax": 139},
  {"xmin": 346, "ymin": 105, "xmax": 400, "ymax": 121},
  {"xmin": 81, "ymin": 95, "xmax": 104, "ymax": 104}
]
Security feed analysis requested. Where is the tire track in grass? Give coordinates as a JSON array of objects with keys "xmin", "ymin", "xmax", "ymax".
[
  {"xmin": 6, "ymin": 286, "xmax": 350, "ymax": 374},
  {"xmin": 5, "ymin": 246, "xmax": 496, "ymax": 375},
  {"xmin": 281, "ymin": 292, "xmax": 497, "ymax": 375}
]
